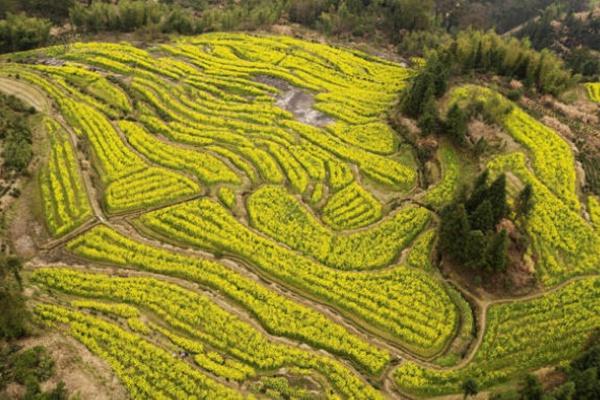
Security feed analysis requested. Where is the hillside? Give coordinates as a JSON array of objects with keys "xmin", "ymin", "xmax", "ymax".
[{"xmin": 0, "ymin": 3, "xmax": 599, "ymax": 398}]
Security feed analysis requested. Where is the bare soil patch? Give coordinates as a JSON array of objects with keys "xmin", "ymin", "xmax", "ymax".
[
  {"xmin": 0, "ymin": 78, "xmax": 50, "ymax": 113},
  {"xmin": 255, "ymin": 75, "xmax": 334, "ymax": 127},
  {"xmin": 12, "ymin": 333, "xmax": 127, "ymax": 400}
]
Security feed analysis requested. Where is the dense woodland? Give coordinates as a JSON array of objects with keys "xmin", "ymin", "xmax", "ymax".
[{"xmin": 0, "ymin": 0, "xmax": 598, "ymax": 79}]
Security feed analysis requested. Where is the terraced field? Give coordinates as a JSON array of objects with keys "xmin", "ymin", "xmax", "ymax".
[
  {"xmin": 586, "ymin": 82, "xmax": 600, "ymax": 103},
  {"xmin": 2, "ymin": 33, "xmax": 599, "ymax": 399}
]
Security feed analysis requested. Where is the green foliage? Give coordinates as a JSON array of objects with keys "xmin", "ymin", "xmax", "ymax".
[
  {"xmin": 252, "ymin": 376, "xmax": 316, "ymax": 400},
  {"xmin": 446, "ymin": 30, "xmax": 575, "ymax": 95},
  {"xmin": 21, "ymin": 0, "xmax": 74, "ymax": 22},
  {"xmin": 439, "ymin": 203, "xmax": 470, "ymax": 261},
  {"xmin": 445, "ymin": 103, "xmax": 468, "ymax": 145},
  {"xmin": 0, "ymin": 92, "xmax": 33, "ymax": 173},
  {"xmin": 541, "ymin": 335, "xmax": 600, "ymax": 400},
  {"xmin": 11, "ymin": 346, "xmax": 54, "ymax": 385},
  {"xmin": 464, "ymin": 230, "xmax": 487, "ymax": 269},
  {"xmin": 439, "ymin": 171, "xmax": 512, "ymax": 274},
  {"xmin": 417, "ymin": 91, "xmax": 439, "ymax": 134},
  {"xmin": 0, "ymin": 12, "xmax": 51, "ymax": 53},
  {"xmin": 567, "ymin": 48, "xmax": 600, "ymax": 80},
  {"xmin": 488, "ymin": 174, "xmax": 508, "ymax": 223},
  {"xmin": 517, "ymin": 183, "xmax": 534, "ymax": 217},
  {"xmin": 0, "ymin": 256, "xmax": 28, "ymax": 340},
  {"xmin": 401, "ymin": 51, "xmax": 448, "ymax": 124},
  {"xmin": 398, "ymin": 29, "xmax": 452, "ymax": 57},
  {"xmin": 288, "ymin": 0, "xmax": 327, "ymax": 26},
  {"xmin": 0, "ymin": 345, "xmax": 67, "ymax": 400},
  {"xmin": 462, "ymin": 378, "xmax": 479, "ymax": 398},
  {"xmin": 485, "ymin": 230, "xmax": 509, "ymax": 273},
  {"xmin": 69, "ymin": 0, "xmax": 209, "ymax": 35},
  {"xmin": 519, "ymin": 374, "xmax": 543, "ymax": 400},
  {"xmin": 470, "ymin": 200, "xmax": 494, "ymax": 232}
]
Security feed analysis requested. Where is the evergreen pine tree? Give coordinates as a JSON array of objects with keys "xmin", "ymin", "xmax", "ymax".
[
  {"xmin": 428, "ymin": 51, "xmax": 449, "ymax": 97},
  {"xmin": 473, "ymin": 40, "xmax": 483, "ymax": 70},
  {"xmin": 462, "ymin": 378, "xmax": 479, "ymax": 399},
  {"xmin": 488, "ymin": 174, "xmax": 508, "ymax": 223},
  {"xmin": 517, "ymin": 183, "xmax": 534, "ymax": 217},
  {"xmin": 471, "ymin": 199, "xmax": 494, "ymax": 232},
  {"xmin": 466, "ymin": 184, "xmax": 488, "ymax": 214},
  {"xmin": 417, "ymin": 89, "xmax": 438, "ymax": 134},
  {"xmin": 519, "ymin": 374, "xmax": 543, "ymax": 400},
  {"xmin": 465, "ymin": 230, "xmax": 487, "ymax": 268},
  {"xmin": 485, "ymin": 229, "xmax": 509, "ymax": 272},
  {"xmin": 446, "ymin": 103, "xmax": 468, "ymax": 145},
  {"xmin": 474, "ymin": 170, "xmax": 489, "ymax": 189},
  {"xmin": 403, "ymin": 68, "xmax": 434, "ymax": 117},
  {"xmin": 439, "ymin": 203, "xmax": 470, "ymax": 261}
]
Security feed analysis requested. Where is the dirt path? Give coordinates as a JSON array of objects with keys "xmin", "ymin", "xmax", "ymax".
[
  {"xmin": 0, "ymin": 77, "xmax": 51, "ymax": 112},
  {"xmin": 12, "ymin": 332, "xmax": 128, "ymax": 400}
]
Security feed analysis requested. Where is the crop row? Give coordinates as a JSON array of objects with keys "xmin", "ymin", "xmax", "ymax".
[
  {"xmin": 451, "ymin": 85, "xmax": 579, "ymax": 209},
  {"xmin": 585, "ymin": 82, "xmax": 600, "ymax": 103},
  {"xmin": 118, "ymin": 121, "xmax": 240, "ymax": 186},
  {"xmin": 39, "ymin": 118, "xmax": 93, "ymax": 236},
  {"xmin": 421, "ymin": 145, "xmax": 462, "ymax": 210},
  {"xmin": 56, "ymin": 38, "xmax": 415, "ymax": 194},
  {"xmin": 405, "ymin": 229, "xmax": 436, "ymax": 270},
  {"xmin": 487, "ymin": 153, "xmax": 600, "ymax": 285},
  {"xmin": 33, "ymin": 267, "xmax": 383, "ymax": 399},
  {"xmin": 139, "ymin": 199, "xmax": 458, "ymax": 355},
  {"xmin": 104, "ymin": 167, "xmax": 198, "ymax": 213},
  {"xmin": 35, "ymin": 303, "xmax": 243, "ymax": 399},
  {"xmin": 65, "ymin": 224, "xmax": 389, "ymax": 374},
  {"xmin": 588, "ymin": 195, "xmax": 600, "ymax": 231},
  {"xmin": 247, "ymin": 185, "xmax": 430, "ymax": 270},
  {"xmin": 393, "ymin": 276, "xmax": 600, "ymax": 396},
  {"xmin": 327, "ymin": 122, "xmax": 398, "ymax": 155},
  {"xmin": 32, "ymin": 63, "xmax": 131, "ymax": 115},
  {"xmin": 6, "ymin": 66, "xmax": 201, "ymax": 212},
  {"xmin": 321, "ymin": 182, "xmax": 383, "ymax": 230},
  {"xmin": 284, "ymin": 120, "xmax": 416, "ymax": 191}
]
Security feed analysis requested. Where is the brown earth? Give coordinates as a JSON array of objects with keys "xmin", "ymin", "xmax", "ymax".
[{"xmin": 3, "ymin": 333, "xmax": 128, "ymax": 400}]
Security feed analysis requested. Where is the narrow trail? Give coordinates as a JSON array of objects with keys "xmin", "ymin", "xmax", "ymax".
[{"xmin": 0, "ymin": 77, "xmax": 51, "ymax": 112}]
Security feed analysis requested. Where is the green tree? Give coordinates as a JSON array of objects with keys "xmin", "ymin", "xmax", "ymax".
[
  {"xmin": 428, "ymin": 51, "xmax": 449, "ymax": 96},
  {"xmin": 520, "ymin": 374, "xmax": 543, "ymax": 400},
  {"xmin": 465, "ymin": 230, "xmax": 487, "ymax": 268},
  {"xmin": 0, "ymin": 12, "xmax": 51, "ymax": 53},
  {"xmin": 439, "ymin": 203, "xmax": 470, "ymax": 261},
  {"xmin": 474, "ymin": 170, "xmax": 489, "ymax": 188},
  {"xmin": 0, "ymin": 256, "xmax": 28, "ymax": 340},
  {"xmin": 22, "ymin": 0, "xmax": 73, "ymax": 22},
  {"xmin": 517, "ymin": 183, "xmax": 534, "ymax": 217},
  {"xmin": 462, "ymin": 378, "xmax": 479, "ymax": 399},
  {"xmin": 551, "ymin": 382, "xmax": 576, "ymax": 400},
  {"xmin": 417, "ymin": 89, "xmax": 438, "ymax": 134},
  {"xmin": 387, "ymin": 0, "xmax": 434, "ymax": 32},
  {"xmin": 402, "ymin": 67, "xmax": 435, "ymax": 117},
  {"xmin": 3, "ymin": 131, "xmax": 32, "ymax": 172},
  {"xmin": 471, "ymin": 199, "xmax": 494, "ymax": 232},
  {"xmin": 446, "ymin": 103, "xmax": 468, "ymax": 145},
  {"xmin": 288, "ymin": 0, "xmax": 326, "ymax": 25},
  {"xmin": 466, "ymin": 182, "xmax": 488, "ymax": 213},
  {"xmin": 485, "ymin": 229, "xmax": 509, "ymax": 272},
  {"xmin": 488, "ymin": 174, "xmax": 508, "ymax": 223}
]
